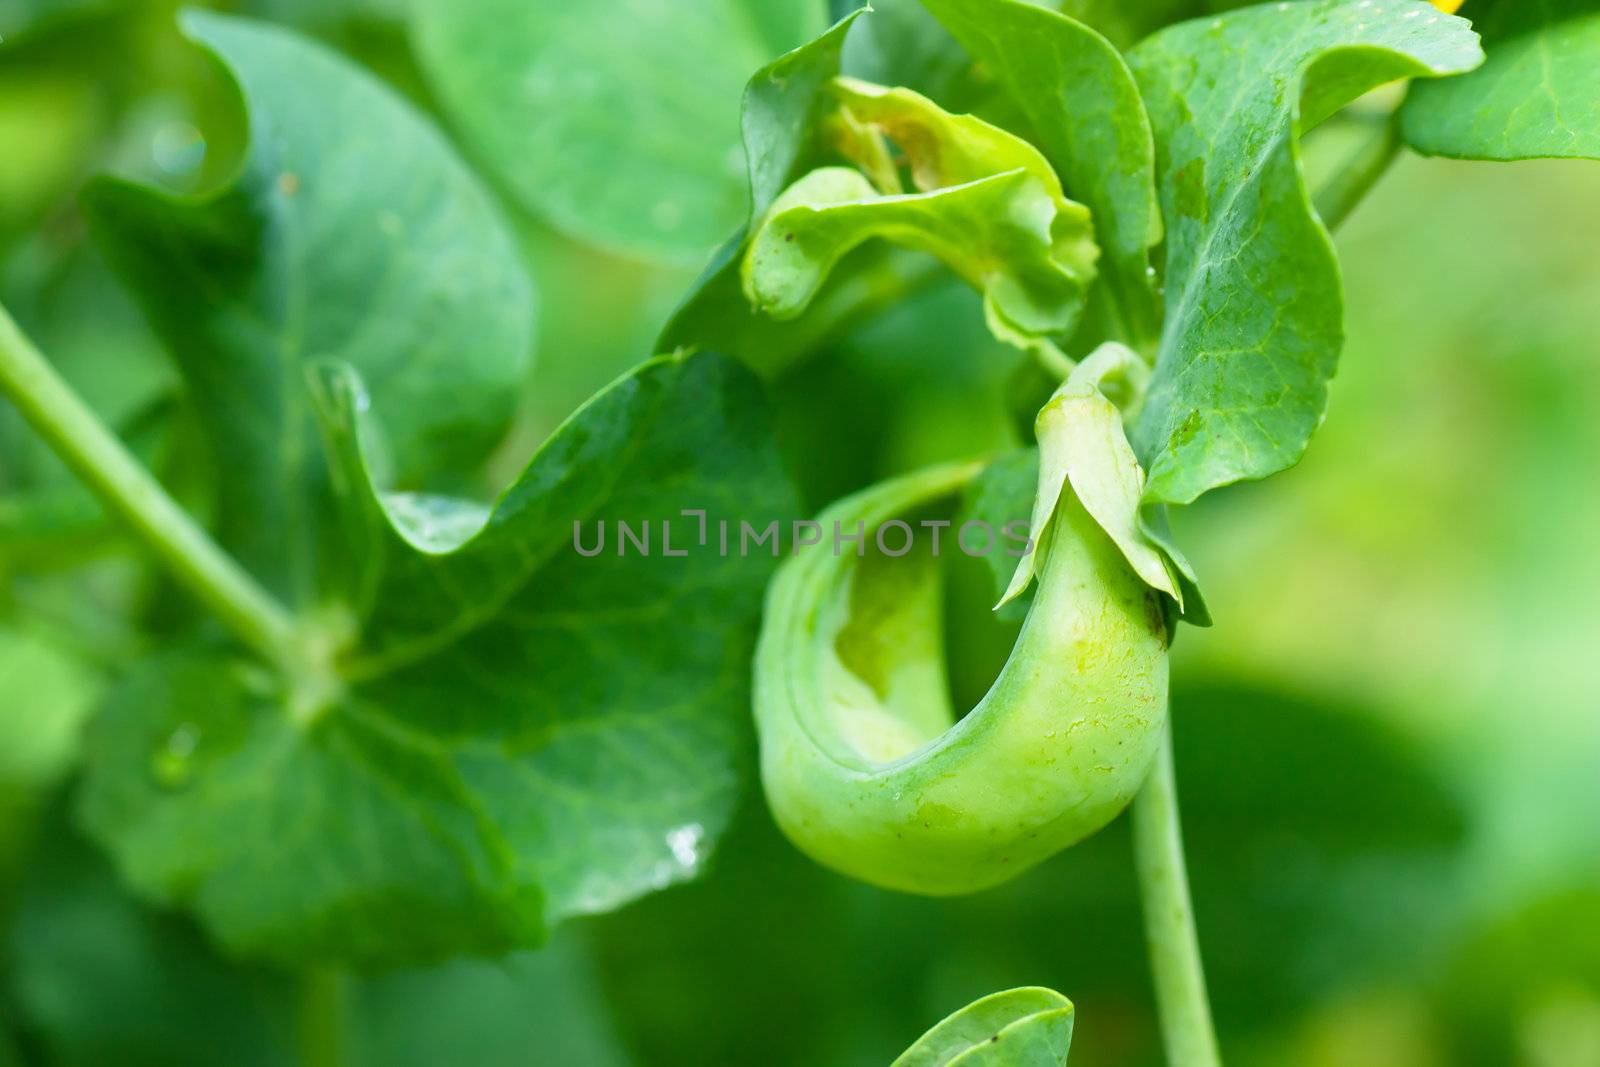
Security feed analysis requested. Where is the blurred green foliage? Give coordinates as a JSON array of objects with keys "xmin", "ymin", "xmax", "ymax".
[{"xmin": 0, "ymin": 1, "xmax": 1596, "ymax": 1065}]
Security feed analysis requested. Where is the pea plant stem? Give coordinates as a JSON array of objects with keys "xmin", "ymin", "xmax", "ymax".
[
  {"xmin": 295, "ymin": 967, "xmax": 348, "ymax": 1067},
  {"xmin": 1132, "ymin": 720, "xmax": 1222, "ymax": 1067},
  {"xmin": 1121, "ymin": 108, "xmax": 1410, "ymax": 1067},
  {"xmin": 1314, "ymin": 111, "xmax": 1404, "ymax": 232},
  {"xmin": 0, "ymin": 301, "xmax": 300, "ymax": 671}
]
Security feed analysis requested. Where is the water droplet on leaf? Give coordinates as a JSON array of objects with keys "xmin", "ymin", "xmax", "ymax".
[
  {"xmin": 151, "ymin": 121, "xmax": 206, "ymax": 179},
  {"xmin": 664, "ymin": 823, "xmax": 705, "ymax": 868},
  {"xmin": 150, "ymin": 723, "xmax": 201, "ymax": 790}
]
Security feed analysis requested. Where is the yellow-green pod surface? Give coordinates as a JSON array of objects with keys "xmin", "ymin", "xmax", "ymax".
[{"xmin": 755, "ymin": 461, "xmax": 1169, "ymax": 895}]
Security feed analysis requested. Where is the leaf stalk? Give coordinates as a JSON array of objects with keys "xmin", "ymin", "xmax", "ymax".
[
  {"xmin": 0, "ymin": 302, "xmax": 301, "ymax": 672},
  {"xmin": 1313, "ymin": 111, "xmax": 1404, "ymax": 232}
]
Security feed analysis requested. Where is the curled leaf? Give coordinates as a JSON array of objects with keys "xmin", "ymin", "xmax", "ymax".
[
  {"xmin": 823, "ymin": 77, "xmax": 1064, "ymax": 192},
  {"xmin": 920, "ymin": 0, "xmax": 1164, "ymax": 344},
  {"xmin": 1127, "ymin": 0, "xmax": 1483, "ymax": 506},
  {"xmin": 657, "ymin": 10, "xmax": 880, "ymax": 375},
  {"xmin": 741, "ymin": 77, "xmax": 1098, "ymax": 353}
]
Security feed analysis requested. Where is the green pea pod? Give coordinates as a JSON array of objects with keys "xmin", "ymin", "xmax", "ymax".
[{"xmin": 755, "ymin": 447, "xmax": 1169, "ymax": 894}]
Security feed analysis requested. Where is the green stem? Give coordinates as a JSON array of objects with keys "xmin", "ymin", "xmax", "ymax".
[
  {"xmin": 1132, "ymin": 721, "xmax": 1222, "ymax": 1067},
  {"xmin": 1313, "ymin": 112, "xmax": 1403, "ymax": 233},
  {"xmin": 296, "ymin": 967, "xmax": 348, "ymax": 1067},
  {"xmin": 0, "ymin": 301, "xmax": 300, "ymax": 670}
]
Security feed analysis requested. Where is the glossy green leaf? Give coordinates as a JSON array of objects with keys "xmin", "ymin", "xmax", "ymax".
[
  {"xmin": 84, "ymin": 11, "xmax": 532, "ymax": 604},
  {"xmin": 919, "ymin": 0, "xmax": 1163, "ymax": 343},
  {"xmin": 741, "ymin": 78, "xmax": 1098, "ymax": 353},
  {"xmin": 891, "ymin": 987, "xmax": 1073, "ymax": 1067},
  {"xmin": 67, "ymin": 12, "xmax": 796, "ymax": 966},
  {"xmin": 658, "ymin": 10, "xmax": 888, "ymax": 373},
  {"xmin": 1126, "ymin": 0, "xmax": 1482, "ymax": 505},
  {"xmin": 79, "ymin": 350, "xmax": 795, "ymax": 965},
  {"xmin": 412, "ymin": 0, "xmax": 828, "ymax": 263},
  {"xmin": 1403, "ymin": 0, "xmax": 1600, "ymax": 161},
  {"xmin": 943, "ymin": 2, "xmax": 1269, "ymax": 52}
]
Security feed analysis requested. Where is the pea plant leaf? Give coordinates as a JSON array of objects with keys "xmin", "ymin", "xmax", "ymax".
[
  {"xmin": 660, "ymin": 9, "xmax": 991, "ymax": 378},
  {"xmin": 84, "ymin": 10, "xmax": 532, "ymax": 605},
  {"xmin": 667, "ymin": 9, "xmax": 1110, "ymax": 373},
  {"xmin": 81, "ymin": 347, "xmax": 793, "ymax": 967},
  {"xmin": 739, "ymin": 78, "xmax": 1099, "ymax": 353},
  {"xmin": 1402, "ymin": 0, "xmax": 1600, "ymax": 161},
  {"xmin": 919, "ymin": 0, "xmax": 1164, "ymax": 344},
  {"xmin": 411, "ymin": 0, "xmax": 828, "ymax": 264},
  {"xmin": 658, "ymin": 9, "xmax": 878, "ymax": 373},
  {"xmin": 1126, "ymin": 0, "xmax": 1482, "ymax": 506},
  {"xmin": 891, "ymin": 987, "xmax": 1074, "ymax": 1067},
  {"xmin": 73, "ymin": 13, "xmax": 797, "ymax": 966}
]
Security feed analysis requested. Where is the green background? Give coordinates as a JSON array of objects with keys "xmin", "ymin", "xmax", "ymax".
[{"xmin": 1, "ymin": 1, "xmax": 1596, "ymax": 1064}]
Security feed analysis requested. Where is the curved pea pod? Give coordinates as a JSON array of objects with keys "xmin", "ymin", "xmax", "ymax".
[{"xmin": 756, "ymin": 441, "xmax": 1170, "ymax": 893}]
